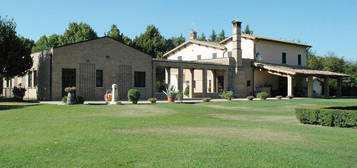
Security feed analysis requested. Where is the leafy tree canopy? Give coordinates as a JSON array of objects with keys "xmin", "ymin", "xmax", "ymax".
[
  {"xmin": 198, "ymin": 33, "xmax": 207, "ymax": 41},
  {"xmin": 243, "ymin": 25, "xmax": 254, "ymax": 35},
  {"xmin": 61, "ymin": 22, "xmax": 97, "ymax": 44},
  {"xmin": 132, "ymin": 25, "xmax": 166, "ymax": 58}
]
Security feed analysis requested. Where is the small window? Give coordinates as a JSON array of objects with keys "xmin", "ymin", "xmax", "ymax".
[
  {"xmin": 28, "ymin": 71, "xmax": 32, "ymax": 88},
  {"xmin": 34, "ymin": 70, "xmax": 38, "ymax": 87},
  {"xmin": 256, "ymin": 52, "xmax": 263, "ymax": 61},
  {"xmin": 228, "ymin": 51, "xmax": 232, "ymax": 57},
  {"xmin": 298, "ymin": 54, "xmax": 302, "ymax": 65},
  {"xmin": 246, "ymin": 80, "xmax": 251, "ymax": 87},
  {"xmin": 212, "ymin": 53, "xmax": 217, "ymax": 59},
  {"xmin": 197, "ymin": 55, "xmax": 201, "ymax": 60},
  {"xmin": 282, "ymin": 52, "xmax": 287, "ymax": 64},
  {"xmin": 177, "ymin": 56, "xmax": 182, "ymax": 60},
  {"xmin": 134, "ymin": 72, "xmax": 146, "ymax": 87},
  {"xmin": 96, "ymin": 70, "xmax": 103, "ymax": 87}
]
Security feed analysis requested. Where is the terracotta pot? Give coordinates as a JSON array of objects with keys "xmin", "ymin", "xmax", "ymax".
[{"xmin": 167, "ymin": 96, "xmax": 175, "ymax": 103}]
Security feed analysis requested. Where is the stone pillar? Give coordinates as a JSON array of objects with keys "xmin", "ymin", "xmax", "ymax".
[
  {"xmin": 324, "ymin": 77, "xmax": 330, "ymax": 98},
  {"xmin": 307, "ymin": 76, "xmax": 313, "ymax": 98},
  {"xmin": 165, "ymin": 67, "xmax": 171, "ymax": 85},
  {"xmin": 189, "ymin": 69, "xmax": 194, "ymax": 98},
  {"xmin": 287, "ymin": 75, "xmax": 294, "ymax": 97},
  {"xmin": 337, "ymin": 78, "xmax": 342, "ymax": 97},
  {"xmin": 202, "ymin": 69, "xmax": 207, "ymax": 97},
  {"xmin": 212, "ymin": 70, "xmax": 217, "ymax": 92},
  {"xmin": 178, "ymin": 67, "xmax": 183, "ymax": 92},
  {"xmin": 152, "ymin": 64, "xmax": 157, "ymax": 94},
  {"xmin": 111, "ymin": 84, "xmax": 119, "ymax": 104},
  {"xmin": 224, "ymin": 70, "xmax": 229, "ymax": 91}
]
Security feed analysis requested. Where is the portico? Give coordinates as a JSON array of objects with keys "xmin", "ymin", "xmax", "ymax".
[{"xmin": 153, "ymin": 59, "xmax": 229, "ymax": 98}]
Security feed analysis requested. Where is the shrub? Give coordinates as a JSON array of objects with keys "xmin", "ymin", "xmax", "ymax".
[
  {"xmin": 257, "ymin": 92, "xmax": 269, "ymax": 100},
  {"xmin": 202, "ymin": 98, "xmax": 211, "ymax": 102},
  {"xmin": 295, "ymin": 106, "xmax": 357, "ymax": 128},
  {"xmin": 76, "ymin": 96, "xmax": 85, "ymax": 104},
  {"xmin": 276, "ymin": 96, "xmax": 283, "ymax": 100},
  {"xmin": 128, "ymin": 89, "xmax": 140, "ymax": 104},
  {"xmin": 148, "ymin": 98, "xmax": 157, "ymax": 104},
  {"xmin": 184, "ymin": 86, "xmax": 190, "ymax": 97},
  {"xmin": 247, "ymin": 96, "xmax": 254, "ymax": 101},
  {"xmin": 287, "ymin": 96, "xmax": 293, "ymax": 99},
  {"xmin": 12, "ymin": 87, "xmax": 26, "ymax": 100},
  {"xmin": 61, "ymin": 96, "xmax": 68, "ymax": 103},
  {"xmin": 219, "ymin": 91, "xmax": 234, "ymax": 101},
  {"xmin": 175, "ymin": 91, "xmax": 183, "ymax": 103}
]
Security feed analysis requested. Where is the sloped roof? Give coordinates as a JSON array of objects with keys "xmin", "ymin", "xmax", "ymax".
[
  {"xmin": 253, "ymin": 62, "xmax": 347, "ymax": 78},
  {"xmin": 163, "ymin": 39, "xmax": 226, "ymax": 57},
  {"xmin": 220, "ymin": 34, "xmax": 311, "ymax": 47}
]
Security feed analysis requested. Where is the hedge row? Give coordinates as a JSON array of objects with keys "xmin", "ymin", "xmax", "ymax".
[{"xmin": 295, "ymin": 106, "xmax": 357, "ymax": 128}]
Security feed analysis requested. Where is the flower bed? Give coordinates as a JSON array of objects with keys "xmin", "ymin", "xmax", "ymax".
[{"xmin": 295, "ymin": 106, "xmax": 357, "ymax": 128}]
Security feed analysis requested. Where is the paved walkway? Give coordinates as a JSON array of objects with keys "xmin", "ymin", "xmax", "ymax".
[{"xmin": 40, "ymin": 97, "xmax": 308, "ymax": 105}]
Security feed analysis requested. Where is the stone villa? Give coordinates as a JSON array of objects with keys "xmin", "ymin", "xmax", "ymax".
[{"xmin": 1, "ymin": 20, "xmax": 347, "ymax": 101}]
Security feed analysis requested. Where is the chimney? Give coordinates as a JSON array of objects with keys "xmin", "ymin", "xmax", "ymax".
[
  {"xmin": 232, "ymin": 20, "xmax": 242, "ymax": 66},
  {"xmin": 189, "ymin": 30, "xmax": 197, "ymax": 40}
]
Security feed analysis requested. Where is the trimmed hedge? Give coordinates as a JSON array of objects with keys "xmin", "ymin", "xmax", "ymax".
[{"xmin": 295, "ymin": 106, "xmax": 357, "ymax": 128}]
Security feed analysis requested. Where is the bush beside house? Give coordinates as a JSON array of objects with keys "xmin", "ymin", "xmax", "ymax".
[{"xmin": 128, "ymin": 89, "xmax": 140, "ymax": 104}]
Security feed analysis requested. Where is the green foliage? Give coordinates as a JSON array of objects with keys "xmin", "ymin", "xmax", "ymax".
[
  {"xmin": 209, "ymin": 30, "xmax": 217, "ymax": 42},
  {"xmin": 32, "ymin": 34, "xmax": 62, "ymax": 52},
  {"xmin": 247, "ymin": 96, "xmax": 254, "ymax": 101},
  {"xmin": 61, "ymin": 96, "xmax": 67, "ymax": 103},
  {"xmin": 0, "ymin": 16, "xmax": 33, "ymax": 78},
  {"xmin": 76, "ymin": 96, "xmax": 85, "ymax": 104},
  {"xmin": 219, "ymin": 91, "xmax": 234, "ymax": 100},
  {"xmin": 202, "ymin": 98, "xmax": 211, "ymax": 102},
  {"xmin": 184, "ymin": 86, "xmax": 190, "ymax": 97},
  {"xmin": 257, "ymin": 92, "xmax": 269, "ymax": 100},
  {"xmin": 12, "ymin": 87, "xmax": 26, "ymax": 100},
  {"xmin": 296, "ymin": 106, "xmax": 357, "ymax": 127},
  {"xmin": 147, "ymin": 98, "xmax": 157, "ymax": 104},
  {"xmin": 163, "ymin": 85, "xmax": 176, "ymax": 97},
  {"xmin": 127, "ymin": 89, "xmax": 140, "ymax": 104},
  {"xmin": 216, "ymin": 30, "xmax": 226, "ymax": 42},
  {"xmin": 105, "ymin": 24, "xmax": 132, "ymax": 45},
  {"xmin": 243, "ymin": 25, "xmax": 254, "ymax": 35},
  {"xmin": 61, "ymin": 22, "xmax": 97, "ymax": 45},
  {"xmin": 175, "ymin": 91, "xmax": 183, "ymax": 102},
  {"xmin": 165, "ymin": 34, "xmax": 185, "ymax": 51},
  {"xmin": 198, "ymin": 33, "xmax": 207, "ymax": 41},
  {"xmin": 132, "ymin": 25, "xmax": 166, "ymax": 58}
]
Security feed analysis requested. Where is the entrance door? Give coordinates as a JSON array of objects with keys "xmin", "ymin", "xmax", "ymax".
[
  {"xmin": 118, "ymin": 65, "xmax": 132, "ymax": 100},
  {"xmin": 62, "ymin": 69, "xmax": 76, "ymax": 97},
  {"xmin": 217, "ymin": 76, "xmax": 224, "ymax": 92}
]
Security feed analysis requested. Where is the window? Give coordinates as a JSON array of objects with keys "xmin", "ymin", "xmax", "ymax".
[
  {"xmin": 28, "ymin": 71, "xmax": 32, "ymax": 88},
  {"xmin": 134, "ymin": 72, "xmax": 146, "ymax": 87},
  {"xmin": 34, "ymin": 70, "xmax": 38, "ymax": 87},
  {"xmin": 212, "ymin": 53, "xmax": 217, "ymax": 59},
  {"xmin": 197, "ymin": 55, "xmax": 201, "ymax": 60},
  {"xmin": 96, "ymin": 70, "xmax": 103, "ymax": 87},
  {"xmin": 247, "ymin": 80, "xmax": 251, "ymax": 87},
  {"xmin": 256, "ymin": 52, "xmax": 263, "ymax": 61},
  {"xmin": 177, "ymin": 56, "xmax": 182, "ymax": 60},
  {"xmin": 228, "ymin": 51, "xmax": 232, "ymax": 57},
  {"xmin": 282, "ymin": 52, "xmax": 287, "ymax": 64},
  {"xmin": 298, "ymin": 54, "xmax": 302, "ymax": 65}
]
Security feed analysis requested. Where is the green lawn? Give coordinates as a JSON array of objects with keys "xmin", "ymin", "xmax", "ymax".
[{"xmin": 0, "ymin": 99, "xmax": 356, "ymax": 168}]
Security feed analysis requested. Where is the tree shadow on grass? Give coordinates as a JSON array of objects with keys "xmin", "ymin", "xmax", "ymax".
[{"xmin": 0, "ymin": 104, "xmax": 39, "ymax": 111}]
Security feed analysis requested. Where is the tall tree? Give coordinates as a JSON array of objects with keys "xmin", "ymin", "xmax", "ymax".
[
  {"xmin": 105, "ymin": 24, "xmax": 132, "ymax": 45},
  {"xmin": 216, "ymin": 30, "xmax": 226, "ymax": 42},
  {"xmin": 322, "ymin": 52, "xmax": 345, "ymax": 73},
  {"xmin": 209, "ymin": 30, "xmax": 217, "ymax": 42},
  {"xmin": 307, "ymin": 50, "xmax": 324, "ymax": 70},
  {"xmin": 61, "ymin": 22, "xmax": 97, "ymax": 45},
  {"xmin": 32, "ymin": 34, "xmax": 61, "ymax": 52},
  {"xmin": 0, "ymin": 16, "xmax": 33, "ymax": 78},
  {"xmin": 243, "ymin": 25, "xmax": 254, "ymax": 35},
  {"xmin": 165, "ymin": 34, "xmax": 185, "ymax": 51},
  {"xmin": 198, "ymin": 33, "xmax": 207, "ymax": 41},
  {"xmin": 132, "ymin": 25, "xmax": 166, "ymax": 58}
]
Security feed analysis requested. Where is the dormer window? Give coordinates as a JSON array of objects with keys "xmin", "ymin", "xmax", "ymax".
[{"xmin": 212, "ymin": 53, "xmax": 217, "ymax": 59}]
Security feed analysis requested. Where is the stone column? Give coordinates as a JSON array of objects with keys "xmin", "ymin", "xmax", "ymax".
[
  {"xmin": 212, "ymin": 70, "xmax": 217, "ymax": 92},
  {"xmin": 307, "ymin": 76, "xmax": 313, "ymax": 98},
  {"xmin": 189, "ymin": 69, "xmax": 194, "ymax": 98},
  {"xmin": 202, "ymin": 69, "xmax": 207, "ymax": 97},
  {"xmin": 165, "ymin": 67, "xmax": 171, "ymax": 85},
  {"xmin": 152, "ymin": 64, "xmax": 157, "ymax": 94},
  {"xmin": 224, "ymin": 70, "xmax": 229, "ymax": 91},
  {"xmin": 178, "ymin": 67, "xmax": 183, "ymax": 92},
  {"xmin": 287, "ymin": 75, "xmax": 294, "ymax": 97},
  {"xmin": 324, "ymin": 77, "xmax": 330, "ymax": 98},
  {"xmin": 337, "ymin": 78, "xmax": 342, "ymax": 97}
]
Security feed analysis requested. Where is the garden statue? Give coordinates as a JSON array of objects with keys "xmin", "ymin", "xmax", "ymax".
[
  {"xmin": 65, "ymin": 87, "xmax": 76, "ymax": 105},
  {"xmin": 110, "ymin": 84, "xmax": 119, "ymax": 104}
]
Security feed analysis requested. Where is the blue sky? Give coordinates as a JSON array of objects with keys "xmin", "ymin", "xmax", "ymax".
[{"xmin": 1, "ymin": 0, "xmax": 356, "ymax": 60}]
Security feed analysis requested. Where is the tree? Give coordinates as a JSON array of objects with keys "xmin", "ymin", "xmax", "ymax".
[
  {"xmin": 216, "ymin": 30, "xmax": 226, "ymax": 42},
  {"xmin": 32, "ymin": 34, "xmax": 61, "ymax": 52},
  {"xmin": 61, "ymin": 22, "xmax": 97, "ymax": 45},
  {"xmin": 322, "ymin": 52, "xmax": 345, "ymax": 73},
  {"xmin": 243, "ymin": 25, "xmax": 254, "ymax": 35},
  {"xmin": 209, "ymin": 30, "xmax": 217, "ymax": 42},
  {"xmin": 307, "ymin": 50, "xmax": 323, "ymax": 70},
  {"xmin": 165, "ymin": 34, "xmax": 185, "ymax": 51},
  {"xmin": 132, "ymin": 25, "xmax": 166, "ymax": 58},
  {"xmin": 0, "ymin": 16, "xmax": 33, "ymax": 78},
  {"xmin": 105, "ymin": 24, "xmax": 123, "ymax": 41},
  {"xmin": 198, "ymin": 33, "xmax": 207, "ymax": 41}
]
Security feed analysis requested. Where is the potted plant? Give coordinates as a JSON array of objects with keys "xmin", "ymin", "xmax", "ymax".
[
  {"xmin": 163, "ymin": 85, "xmax": 176, "ymax": 103},
  {"xmin": 12, "ymin": 86, "xmax": 26, "ymax": 101},
  {"xmin": 64, "ymin": 87, "xmax": 76, "ymax": 105}
]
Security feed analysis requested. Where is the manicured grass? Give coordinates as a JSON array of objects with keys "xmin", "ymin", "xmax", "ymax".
[{"xmin": 0, "ymin": 99, "xmax": 356, "ymax": 168}]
